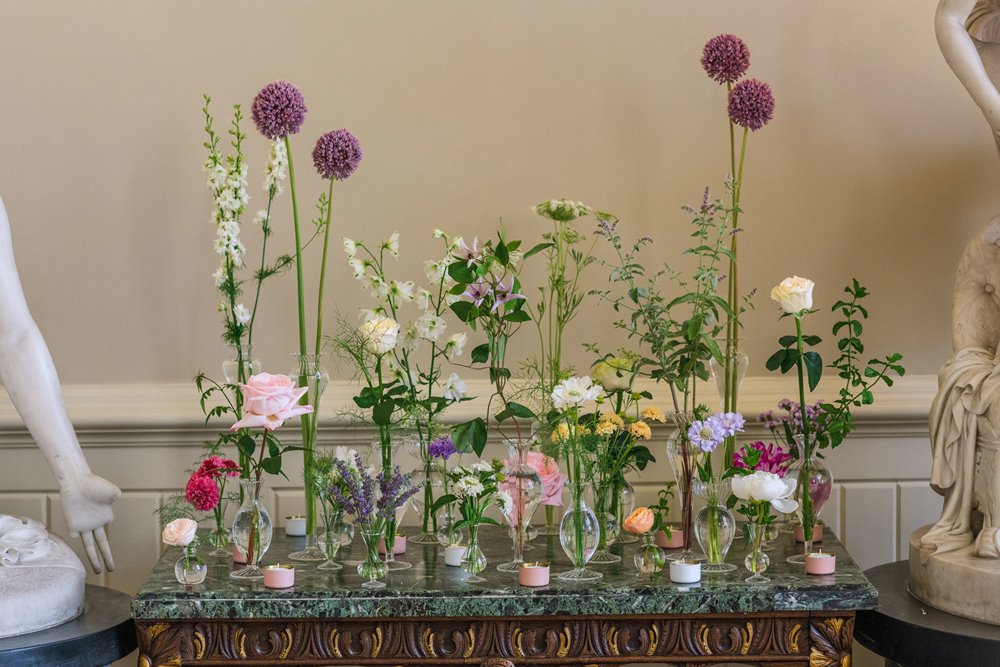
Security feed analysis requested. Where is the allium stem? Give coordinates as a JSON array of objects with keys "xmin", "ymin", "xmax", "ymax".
[{"xmin": 314, "ymin": 178, "xmax": 335, "ymax": 357}]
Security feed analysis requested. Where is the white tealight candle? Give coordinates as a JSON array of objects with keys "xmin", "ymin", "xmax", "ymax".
[
  {"xmin": 669, "ymin": 560, "xmax": 701, "ymax": 584},
  {"xmin": 444, "ymin": 544, "xmax": 467, "ymax": 567},
  {"xmin": 284, "ymin": 515, "xmax": 307, "ymax": 537}
]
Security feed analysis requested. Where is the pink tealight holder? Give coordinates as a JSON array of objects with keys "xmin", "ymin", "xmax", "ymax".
[
  {"xmin": 794, "ymin": 521, "xmax": 824, "ymax": 543},
  {"xmin": 263, "ymin": 564, "xmax": 295, "ymax": 589},
  {"xmin": 805, "ymin": 552, "xmax": 836, "ymax": 575},
  {"xmin": 519, "ymin": 562, "xmax": 550, "ymax": 587},
  {"xmin": 656, "ymin": 528, "xmax": 684, "ymax": 549},
  {"xmin": 378, "ymin": 534, "xmax": 407, "ymax": 555},
  {"xmin": 232, "ymin": 544, "xmax": 247, "ymax": 564}
]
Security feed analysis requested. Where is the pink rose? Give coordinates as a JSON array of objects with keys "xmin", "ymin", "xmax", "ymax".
[
  {"xmin": 162, "ymin": 518, "xmax": 198, "ymax": 547},
  {"xmin": 230, "ymin": 373, "xmax": 314, "ymax": 432},
  {"xmin": 525, "ymin": 451, "xmax": 565, "ymax": 507}
]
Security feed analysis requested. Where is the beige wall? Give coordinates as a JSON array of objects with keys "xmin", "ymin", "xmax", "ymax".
[{"xmin": 0, "ymin": 0, "xmax": 987, "ymax": 386}]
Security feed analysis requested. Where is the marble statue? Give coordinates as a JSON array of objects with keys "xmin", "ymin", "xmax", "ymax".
[
  {"xmin": 908, "ymin": 0, "xmax": 1000, "ymax": 625},
  {"xmin": 0, "ymin": 194, "xmax": 120, "ymax": 637}
]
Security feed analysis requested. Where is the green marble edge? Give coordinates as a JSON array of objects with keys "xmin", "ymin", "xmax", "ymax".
[{"xmin": 133, "ymin": 527, "xmax": 877, "ymax": 620}]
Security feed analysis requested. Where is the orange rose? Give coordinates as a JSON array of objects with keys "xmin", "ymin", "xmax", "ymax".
[{"xmin": 623, "ymin": 507, "xmax": 655, "ymax": 535}]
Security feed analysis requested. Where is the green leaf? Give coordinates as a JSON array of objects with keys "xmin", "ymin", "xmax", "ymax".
[
  {"xmin": 495, "ymin": 240, "xmax": 509, "ymax": 266},
  {"xmin": 267, "ymin": 437, "xmax": 280, "ymax": 458},
  {"xmin": 237, "ymin": 435, "xmax": 257, "ymax": 459},
  {"xmin": 507, "ymin": 402, "xmax": 535, "ymax": 419},
  {"xmin": 802, "ymin": 335, "xmax": 822, "ymax": 346},
  {"xmin": 261, "ymin": 455, "xmax": 282, "ymax": 475},
  {"xmin": 523, "ymin": 242, "xmax": 554, "ymax": 259},
  {"xmin": 431, "ymin": 494, "xmax": 457, "ymax": 514},
  {"xmin": 450, "ymin": 301, "xmax": 479, "ymax": 323},
  {"xmin": 353, "ymin": 386, "xmax": 379, "ymax": 409},
  {"xmin": 765, "ymin": 349, "xmax": 787, "ymax": 371},
  {"xmin": 778, "ymin": 335, "xmax": 798, "ymax": 348},
  {"xmin": 803, "ymin": 351, "xmax": 823, "ymax": 391},
  {"xmin": 452, "ymin": 418, "xmax": 488, "ymax": 457},
  {"xmin": 471, "ymin": 343, "xmax": 490, "ymax": 364},
  {"xmin": 504, "ymin": 310, "xmax": 531, "ymax": 322},
  {"xmin": 373, "ymin": 400, "xmax": 395, "ymax": 426},
  {"xmin": 447, "ymin": 262, "xmax": 476, "ymax": 284}
]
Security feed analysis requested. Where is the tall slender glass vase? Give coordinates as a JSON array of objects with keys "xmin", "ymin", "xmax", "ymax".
[
  {"xmin": 709, "ymin": 336, "xmax": 748, "ymax": 408},
  {"xmin": 222, "ymin": 344, "xmax": 262, "ymax": 385},
  {"xmin": 786, "ymin": 434, "xmax": 833, "ymax": 564},
  {"xmin": 230, "ymin": 478, "xmax": 273, "ymax": 580},
  {"xmin": 497, "ymin": 440, "xmax": 543, "ymax": 572},
  {"xmin": 589, "ymin": 478, "xmax": 622, "ymax": 564},
  {"xmin": 558, "ymin": 482, "xmax": 601, "ymax": 582},
  {"xmin": 664, "ymin": 413, "xmax": 703, "ymax": 562},
  {"xmin": 694, "ymin": 479, "xmax": 737, "ymax": 572},
  {"xmin": 289, "ymin": 353, "xmax": 329, "ymax": 562},
  {"xmin": 408, "ymin": 460, "xmax": 445, "ymax": 545}
]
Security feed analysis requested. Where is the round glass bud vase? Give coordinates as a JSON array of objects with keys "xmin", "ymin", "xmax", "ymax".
[
  {"xmin": 588, "ymin": 482, "xmax": 622, "ymax": 564},
  {"xmin": 435, "ymin": 501, "xmax": 467, "ymax": 547},
  {"xmin": 175, "ymin": 544, "xmax": 207, "ymax": 585},
  {"xmin": 205, "ymin": 524, "xmax": 231, "ymax": 558},
  {"xmin": 634, "ymin": 533, "xmax": 666, "ymax": 575},
  {"xmin": 744, "ymin": 523, "xmax": 770, "ymax": 583},
  {"xmin": 230, "ymin": 478, "xmax": 273, "ymax": 580},
  {"xmin": 558, "ymin": 482, "xmax": 602, "ymax": 582},
  {"xmin": 222, "ymin": 344, "xmax": 262, "ymax": 384},
  {"xmin": 462, "ymin": 525, "xmax": 488, "ymax": 583},
  {"xmin": 693, "ymin": 479, "xmax": 737, "ymax": 573}
]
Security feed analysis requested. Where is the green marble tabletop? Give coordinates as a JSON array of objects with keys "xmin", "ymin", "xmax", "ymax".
[{"xmin": 132, "ymin": 526, "xmax": 877, "ymax": 620}]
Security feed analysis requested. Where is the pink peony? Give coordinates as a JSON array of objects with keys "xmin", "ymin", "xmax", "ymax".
[
  {"xmin": 525, "ymin": 451, "xmax": 565, "ymax": 507},
  {"xmin": 230, "ymin": 373, "xmax": 314, "ymax": 432},
  {"xmin": 185, "ymin": 473, "xmax": 221, "ymax": 512},
  {"xmin": 162, "ymin": 518, "xmax": 198, "ymax": 547},
  {"xmin": 196, "ymin": 455, "xmax": 241, "ymax": 479}
]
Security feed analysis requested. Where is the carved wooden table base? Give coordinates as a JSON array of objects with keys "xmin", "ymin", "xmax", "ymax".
[{"xmin": 137, "ymin": 611, "xmax": 855, "ymax": 667}]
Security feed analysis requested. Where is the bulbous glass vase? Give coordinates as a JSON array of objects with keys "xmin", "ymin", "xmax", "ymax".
[
  {"xmin": 693, "ymin": 479, "xmax": 737, "ymax": 573},
  {"xmin": 558, "ymin": 482, "xmax": 602, "ymax": 582},
  {"xmin": 230, "ymin": 478, "xmax": 272, "ymax": 581}
]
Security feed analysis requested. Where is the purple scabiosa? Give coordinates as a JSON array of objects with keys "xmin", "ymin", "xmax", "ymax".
[
  {"xmin": 313, "ymin": 129, "xmax": 363, "ymax": 180},
  {"xmin": 251, "ymin": 81, "xmax": 307, "ymax": 140},
  {"xmin": 701, "ymin": 34, "xmax": 751, "ymax": 85},
  {"xmin": 428, "ymin": 435, "xmax": 457, "ymax": 460},
  {"xmin": 727, "ymin": 79, "xmax": 775, "ymax": 132},
  {"xmin": 708, "ymin": 411, "xmax": 746, "ymax": 438},
  {"xmin": 687, "ymin": 419, "xmax": 726, "ymax": 453}
]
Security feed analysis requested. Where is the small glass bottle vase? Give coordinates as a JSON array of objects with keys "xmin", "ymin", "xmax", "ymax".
[
  {"xmin": 462, "ymin": 525, "xmax": 488, "ymax": 583},
  {"xmin": 358, "ymin": 527, "xmax": 387, "ymax": 589},
  {"xmin": 634, "ymin": 533, "xmax": 666, "ymax": 575},
  {"xmin": 175, "ymin": 544, "xmax": 207, "ymax": 585},
  {"xmin": 318, "ymin": 508, "xmax": 343, "ymax": 571},
  {"xmin": 744, "ymin": 522, "xmax": 771, "ymax": 583},
  {"xmin": 589, "ymin": 480, "xmax": 622, "ymax": 564},
  {"xmin": 615, "ymin": 480, "xmax": 639, "ymax": 544},
  {"xmin": 694, "ymin": 480, "xmax": 737, "ymax": 573},
  {"xmin": 230, "ymin": 478, "xmax": 273, "ymax": 580},
  {"xmin": 785, "ymin": 434, "xmax": 833, "ymax": 564},
  {"xmin": 206, "ymin": 511, "xmax": 231, "ymax": 558},
  {"xmin": 289, "ymin": 353, "xmax": 330, "ymax": 562},
  {"xmin": 709, "ymin": 337, "xmax": 749, "ymax": 409},
  {"xmin": 558, "ymin": 482, "xmax": 602, "ymax": 582}
]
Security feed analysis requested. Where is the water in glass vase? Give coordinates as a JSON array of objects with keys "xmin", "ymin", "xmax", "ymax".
[{"xmin": 558, "ymin": 482, "xmax": 602, "ymax": 582}]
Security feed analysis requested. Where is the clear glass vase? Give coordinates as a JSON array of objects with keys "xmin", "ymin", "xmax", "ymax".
[
  {"xmin": 634, "ymin": 532, "xmax": 666, "ymax": 575},
  {"xmin": 230, "ymin": 478, "xmax": 272, "ymax": 580},
  {"xmin": 497, "ymin": 440, "xmax": 543, "ymax": 572},
  {"xmin": 318, "ymin": 507, "xmax": 343, "ymax": 571},
  {"xmin": 434, "ymin": 500, "xmax": 467, "ymax": 546},
  {"xmin": 462, "ymin": 524, "xmax": 488, "ymax": 583},
  {"xmin": 709, "ymin": 336, "xmax": 748, "ymax": 409},
  {"xmin": 174, "ymin": 543, "xmax": 207, "ymax": 585},
  {"xmin": 358, "ymin": 527, "xmax": 387, "ymax": 589},
  {"xmin": 615, "ymin": 479, "xmax": 639, "ymax": 544},
  {"xmin": 694, "ymin": 479, "xmax": 737, "ymax": 573},
  {"xmin": 664, "ymin": 413, "xmax": 703, "ymax": 562},
  {"xmin": 785, "ymin": 434, "xmax": 833, "ymax": 564},
  {"xmin": 206, "ymin": 515, "xmax": 230, "ymax": 558},
  {"xmin": 289, "ymin": 353, "xmax": 330, "ymax": 562},
  {"xmin": 589, "ymin": 479, "xmax": 622, "ymax": 564},
  {"xmin": 222, "ymin": 344, "xmax": 262, "ymax": 384},
  {"xmin": 409, "ymin": 453, "xmax": 445, "ymax": 545},
  {"xmin": 558, "ymin": 482, "xmax": 601, "ymax": 582},
  {"xmin": 744, "ymin": 522, "xmax": 770, "ymax": 583}
]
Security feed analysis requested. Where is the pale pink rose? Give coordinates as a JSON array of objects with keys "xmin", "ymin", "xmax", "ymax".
[
  {"xmin": 162, "ymin": 518, "xmax": 198, "ymax": 547},
  {"xmin": 230, "ymin": 373, "xmax": 314, "ymax": 432},
  {"xmin": 525, "ymin": 451, "xmax": 565, "ymax": 507}
]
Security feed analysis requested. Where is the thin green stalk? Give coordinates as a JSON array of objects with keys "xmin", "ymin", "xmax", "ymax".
[
  {"xmin": 314, "ymin": 179, "xmax": 335, "ymax": 357},
  {"xmin": 794, "ymin": 316, "xmax": 814, "ymax": 543}
]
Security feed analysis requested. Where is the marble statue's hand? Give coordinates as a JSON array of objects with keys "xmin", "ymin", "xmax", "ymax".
[{"xmin": 59, "ymin": 473, "xmax": 121, "ymax": 574}]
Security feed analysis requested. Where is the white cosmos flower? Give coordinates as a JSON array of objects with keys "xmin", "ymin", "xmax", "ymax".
[
  {"xmin": 731, "ymin": 471, "xmax": 799, "ymax": 514},
  {"xmin": 455, "ymin": 475, "xmax": 484, "ymax": 498},
  {"xmin": 359, "ymin": 316, "xmax": 400, "ymax": 355},
  {"xmin": 383, "ymin": 232, "xmax": 400, "ymax": 258},
  {"xmin": 551, "ymin": 376, "xmax": 602, "ymax": 410},
  {"xmin": 444, "ymin": 332, "xmax": 467, "ymax": 360},
  {"xmin": 442, "ymin": 373, "xmax": 467, "ymax": 402},
  {"xmin": 415, "ymin": 311, "xmax": 446, "ymax": 342},
  {"xmin": 233, "ymin": 303, "xmax": 251, "ymax": 325},
  {"xmin": 343, "ymin": 237, "xmax": 358, "ymax": 258}
]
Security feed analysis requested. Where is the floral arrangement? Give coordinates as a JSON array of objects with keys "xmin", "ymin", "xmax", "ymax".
[
  {"xmin": 330, "ymin": 452, "xmax": 419, "ymax": 534},
  {"xmin": 304, "ymin": 447, "xmax": 360, "ymax": 567},
  {"xmin": 432, "ymin": 460, "xmax": 509, "ymax": 576}
]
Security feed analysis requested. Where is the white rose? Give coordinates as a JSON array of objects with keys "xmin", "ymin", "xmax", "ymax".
[
  {"xmin": 360, "ymin": 316, "xmax": 400, "ymax": 355},
  {"xmin": 731, "ymin": 471, "xmax": 799, "ymax": 514},
  {"xmin": 162, "ymin": 518, "xmax": 198, "ymax": 547},
  {"xmin": 551, "ymin": 375, "xmax": 602, "ymax": 410},
  {"xmin": 591, "ymin": 357, "xmax": 636, "ymax": 391},
  {"xmin": 770, "ymin": 276, "xmax": 815, "ymax": 314}
]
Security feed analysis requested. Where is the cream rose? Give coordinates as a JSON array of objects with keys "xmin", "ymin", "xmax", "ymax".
[
  {"xmin": 591, "ymin": 357, "xmax": 636, "ymax": 392},
  {"xmin": 770, "ymin": 276, "xmax": 815, "ymax": 314},
  {"xmin": 230, "ymin": 373, "xmax": 314, "ymax": 432},
  {"xmin": 360, "ymin": 316, "xmax": 400, "ymax": 355},
  {"xmin": 731, "ymin": 471, "xmax": 799, "ymax": 514},
  {"xmin": 162, "ymin": 518, "xmax": 198, "ymax": 547}
]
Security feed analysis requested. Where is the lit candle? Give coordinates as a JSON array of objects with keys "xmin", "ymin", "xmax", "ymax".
[
  {"xmin": 284, "ymin": 515, "xmax": 307, "ymax": 537},
  {"xmin": 669, "ymin": 560, "xmax": 701, "ymax": 584},
  {"xmin": 444, "ymin": 544, "xmax": 467, "ymax": 567},
  {"xmin": 805, "ymin": 551, "xmax": 836, "ymax": 575},
  {"xmin": 378, "ymin": 534, "xmax": 407, "ymax": 555},
  {"xmin": 519, "ymin": 562, "xmax": 550, "ymax": 587},
  {"xmin": 263, "ymin": 564, "xmax": 295, "ymax": 589}
]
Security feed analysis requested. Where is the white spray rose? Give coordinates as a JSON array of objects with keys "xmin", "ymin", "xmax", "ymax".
[
  {"xmin": 770, "ymin": 276, "xmax": 815, "ymax": 314},
  {"xmin": 360, "ymin": 316, "xmax": 400, "ymax": 355},
  {"xmin": 731, "ymin": 471, "xmax": 799, "ymax": 514}
]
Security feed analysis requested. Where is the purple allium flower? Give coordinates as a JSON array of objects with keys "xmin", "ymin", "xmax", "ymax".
[
  {"xmin": 313, "ymin": 129, "xmax": 363, "ymax": 180},
  {"xmin": 733, "ymin": 441, "xmax": 793, "ymax": 476},
  {"xmin": 708, "ymin": 411, "xmax": 745, "ymax": 438},
  {"xmin": 688, "ymin": 419, "xmax": 725, "ymax": 453},
  {"xmin": 701, "ymin": 34, "xmax": 751, "ymax": 85},
  {"xmin": 428, "ymin": 435, "xmax": 456, "ymax": 460},
  {"xmin": 728, "ymin": 79, "xmax": 775, "ymax": 132},
  {"xmin": 252, "ymin": 81, "xmax": 307, "ymax": 140}
]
